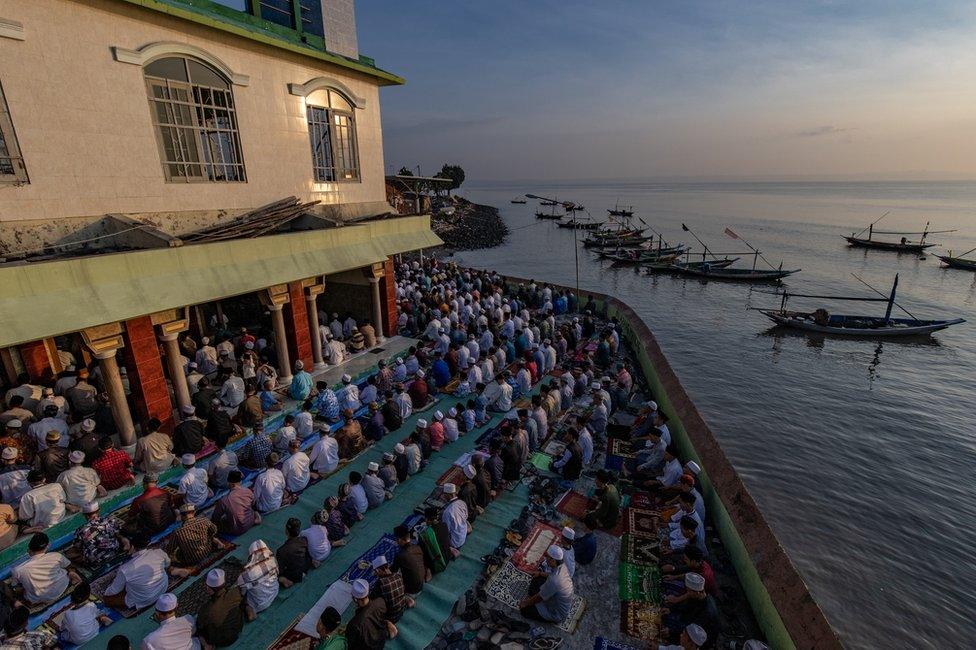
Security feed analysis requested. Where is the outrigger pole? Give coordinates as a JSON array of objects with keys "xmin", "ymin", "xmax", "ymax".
[
  {"xmin": 680, "ymin": 224, "xmax": 713, "ymax": 259},
  {"xmin": 850, "ymin": 273, "xmax": 918, "ymax": 321},
  {"xmin": 724, "ymin": 228, "xmax": 779, "ymax": 271},
  {"xmin": 853, "ymin": 211, "xmax": 890, "ymax": 240}
]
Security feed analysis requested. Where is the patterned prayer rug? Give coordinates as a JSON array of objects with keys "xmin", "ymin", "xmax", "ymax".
[
  {"xmin": 621, "ymin": 532, "xmax": 659, "ymax": 567},
  {"xmin": 593, "ymin": 637, "xmax": 644, "ymax": 650},
  {"xmin": 484, "ymin": 561, "xmax": 586, "ymax": 633},
  {"xmin": 529, "ymin": 452, "xmax": 552, "ymax": 471},
  {"xmin": 620, "ymin": 601, "xmax": 662, "ymax": 640},
  {"xmin": 555, "ymin": 490, "xmax": 590, "ymax": 519},
  {"xmin": 174, "ymin": 557, "xmax": 245, "ymax": 618},
  {"xmin": 542, "ymin": 439, "xmax": 565, "ymax": 456},
  {"xmin": 436, "ymin": 464, "xmax": 465, "ymax": 486},
  {"xmin": 618, "ymin": 562, "xmax": 662, "ymax": 603},
  {"xmin": 610, "ymin": 439, "xmax": 636, "ymax": 458},
  {"xmin": 268, "ymin": 615, "xmax": 317, "ymax": 650},
  {"xmin": 510, "ymin": 522, "xmax": 561, "ymax": 573},
  {"xmin": 338, "ymin": 534, "xmax": 400, "ymax": 588},
  {"xmin": 627, "ymin": 492, "xmax": 655, "ymax": 510},
  {"xmin": 626, "ymin": 508, "xmax": 659, "ymax": 538}
]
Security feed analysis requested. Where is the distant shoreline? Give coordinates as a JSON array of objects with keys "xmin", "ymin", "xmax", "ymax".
[{"xmin": 430, "ymin": 196, "xmax": 508, "ymax": 251}]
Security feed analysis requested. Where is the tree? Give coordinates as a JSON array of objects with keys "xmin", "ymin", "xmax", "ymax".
[
  {"xmin": 397, "ymin": 167, "xmax": 414, "ymax": 176},
  {"xmin": 435, "ymin": 164, "xmax": 465, "ymax": 194}
]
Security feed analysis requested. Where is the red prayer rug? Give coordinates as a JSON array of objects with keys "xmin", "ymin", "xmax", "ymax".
[
  {"xmin": 626, "ymin": 508, "xmax": 659, "ymax": 538},
  {"xmin": 555, "ymin": 490, "xmax": 591, "ymax": 519},
  {"xmin": 510, "ymin": 521, "xmax": 561, "ymax": 573}
]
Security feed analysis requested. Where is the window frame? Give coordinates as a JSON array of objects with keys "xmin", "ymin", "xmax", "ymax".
[
  {"xmin": 143, "ymin": 57, "xmax": 247, "ymax": 184},
  {"xmin": 0, "ymin": 80, "xmax": 28, "ymax": 185},
  {"xmin": 305, "ymin": 90, "xmax": 360, "ymax": 183}
]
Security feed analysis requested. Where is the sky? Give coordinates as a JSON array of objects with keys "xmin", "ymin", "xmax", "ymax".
[{"xmin": 357, "ymin": 1, "xmax": 976, "ymax": 182}]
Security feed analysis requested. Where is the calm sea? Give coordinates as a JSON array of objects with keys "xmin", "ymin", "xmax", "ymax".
[{"xmin": 451, "ymin": 180, "xmax": 976, "ymax": 649}]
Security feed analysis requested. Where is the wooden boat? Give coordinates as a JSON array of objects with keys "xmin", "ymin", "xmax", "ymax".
[
  {"xmin": 607, "ymin": 202, "xmax": 634, "ymax": 217},
  {"xmin": 843, "ymin": 218, "xmax": 953, "ymax": 253},
  {"xmin": 510, "ymin": 197, "xmax": 527, "ymax": 204},
  {"xmin": 609, "ymin": 253, "xmax": 679, "ymax": 267},
  {"xmin": 676, "ymin": 266, "xmax": 799, "ymax": 282},
  {"xmin": 645, "ymin": 257, "xmax": 738, "ymax": 273},
  {"xmin": 535, "ymin": 211, "xmax": 563, "ymax": 220},
  {"xmin": 555, "ymin": 219, "xmax": 603, "ymax": 230},
  {"xmin": 584, "ymin": 236, "xmax": 651, "ymax": 249},
  {"xmin": 755, "ymin": 275, "xmax": 964, "ymax": 337},
  {"xmin": 540, "ymin": 200, "xmax": 559, "ymax": 206},
  {"xmin": 936, "ymin": 247, "xmax": 976, "ymax": 270}
]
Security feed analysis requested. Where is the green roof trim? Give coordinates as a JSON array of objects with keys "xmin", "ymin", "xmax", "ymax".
[{"xmin": 114, "ymin": 0, "xmax": 405, "ymax": 86}]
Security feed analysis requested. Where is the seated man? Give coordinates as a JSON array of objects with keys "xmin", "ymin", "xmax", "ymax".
[
  {"xmin": 335, "ymin": 410, "xmax": 366, "ymax": 460},
  {"xmin": 419, "ymin": 506, "xmax": 451, "ymax": 576},
  {"xmin": 18, "ymin": 470, "xmax": 67, "ymax": 533},
  {"xmin": 195, "ymin": 568, "xmax": 245, "ymax": 649},
  {"xmin": 143, "ymin": 593, "xmax": 196, "ymax": 650},
  {"xmin": 362, "ymin": 462, "xmax": 389, "ymax": 509},
  {"xmin": 92, "ymin": 436, "xmax": 135, "ymax": 491},
  {"xmin": 518, "ymin": 545, "xmax": 574, "ymax": 623},
  {"xmin": 440, "ymin": 483, "xmax": 470, "ymax": 557},
  {"xmin": 102, "ymin": 533, "xmax": 174, "ymax": 612},
  {"xmin": 663, "ymin": 572, "xmax": 719, "ymax": 647},
  {"xmin": 583, "ymin": 469, "xmax": 621, "ymax": 532},
  {"xmin": 177, "ymin": 454, "xmax": 212, "ymax": 509},
  {"xmin": 253, "ymin": 452, "xmax": 285, "ymax": 513},
  {"xmin": 10, "ymin": 533, "xmax": 80, "ymax": 606},
  {"xmin": 133, "ymin": 418, "xmax": 175, "ymax": 475},
  {"xmin": 57, "ymin": 450, "xmax": 105, "ymax": 509},
  {"xmin": 34, "ymin": 430, "xmax": 69, "ymax": 483},
  {"xmin": 309, "ymin": 429, "xmax": 339, "ymax": 476},
  {"xmin": 316, "ymin": 606, "xmax": 345, "ymax": 648},
  {"xmin": 125, "ymin": 473, "xmax": 176, "ymax": 536},
  {"xmin": 1, "ymin": 606, "xmax": 57, "ymax": 649},
  {"xmin": 212, "ymin": 470, "xmax": 259, "ymax": 537},
  {"xmin": 167, "ymin": 504, "xmax": 230, "ymax": 573},
  {"xmin": 239, "ymin": 423, "xmax": 273, "ymax": 470},
  {"xmin": 391, "ymin": 524, "xmax": 426, "ymax": 595},
  {"xmin": 283, "ymin": 439, "xmax": 313, "ymax": 493},
  {"xmin": 276, "ymin": 517, "xmax": 313, "ymax": 588},
  {"xmin": 407, "ymin": 370, "xmax": 431, "ymax": 408},
  {"xmin": 370, "ymin": 554, "xmax": 413, "ymax": 622},
  {"xmin": 76, "ymin": 501, "xmax": 129, "ymax": 568},
  {"xmin": 260, "ymin": 379, "xmax": 283, "ymax": 413},
  {"xmin": 346, "ymin": 579, "xmax": 398, "ymax": 648}
]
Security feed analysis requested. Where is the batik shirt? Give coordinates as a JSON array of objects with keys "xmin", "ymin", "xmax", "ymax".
[
  {"xmin": 314, "ymin": 389, "xmax": 340, "ymax": 421},
  {"xmin": 78, "ymin": 516, "xmax": 123, "ymax": 567}
]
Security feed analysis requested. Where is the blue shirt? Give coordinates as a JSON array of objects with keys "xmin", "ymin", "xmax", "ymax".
[
  {"xmin": 314, "ymin": 389, "xmax": 340, "ymax": 421},
  {"xmin": 289, "ymin": 371, "xmax": 313, "ymax": 400},
  {"xmin": 431, "ymin": 360, "xmax": 451, "ymax": 387},
  {"xmin": 574, "ymin": 532, "xmax": 597, "ymax": 565}
]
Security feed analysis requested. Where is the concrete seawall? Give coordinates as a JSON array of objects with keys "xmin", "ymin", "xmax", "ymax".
[{"xmin": 496, "ymin": 273, "xmax": 842, "ymax": 649}]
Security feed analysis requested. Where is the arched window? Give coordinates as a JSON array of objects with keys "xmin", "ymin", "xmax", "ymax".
[
  {"xmin": 306, "ymin": 89, "xmax": 360, "ymax": 182},
  {"xmin": 144, "ymin": 57, "xmax": 246, "ymax": 183}
]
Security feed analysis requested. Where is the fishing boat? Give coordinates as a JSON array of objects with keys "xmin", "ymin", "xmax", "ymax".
[
  {"xmin": 510, "ymin": 196, "xmax": 527, "ymax": 204},
  {"xmin": 755, "ymin": 275, "xmax": 965, "ymax": 337},
  {"xmin": 562, "ymin": 201, "xmax": 585, "ymax": 211},
  {"xmin": 843, "ymin": 214, "xmax": 954, "ymax": 253},
  {"xmin": 539, "ymin": 200, "xmax": 559, "ymax": 206},
  {"xmin": 556, "ymin": 219, "xmax": 603, "ymax": 230},
  {"xmin": 644, "ymin": 257, "xmax": 738, "ymax": 273},
  {"xmin": 610, "ymin": 253, "xmax": 679, "ymax": 267},
  {"xmin": 936, "ymin": 246, "xmax": 976, "ymax": 271},
  {"xmin": 534, "ymin": 211, "xmax": 563, "ymax": 220},
  {"xmin": 584, "ymin": 235, "xmax": 652, "ymax": 248},
  {"xmin": 607, "ymin": 202, "xmax": 634, "ymax": 217},
  {"xmin": 677, "ymin": 266, "xmax": 799, "ymax": 282}
]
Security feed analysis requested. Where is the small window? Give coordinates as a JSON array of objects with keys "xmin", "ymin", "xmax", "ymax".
[
  {"xmin": 0, "ymin": 81, "xmax": 28, "ymax": 184},
  {"xmin": 144, "ymin": 57, "xmax": 246, "ymax": 183},
  {"xmin": 306, "ymin": 90, "xmax": 360, "ymax": 182}
]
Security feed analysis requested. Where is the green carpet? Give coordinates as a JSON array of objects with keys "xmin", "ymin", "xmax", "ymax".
[{"xmin": 86, "ymin": 386, "xmax": 540, "ymax": 649}]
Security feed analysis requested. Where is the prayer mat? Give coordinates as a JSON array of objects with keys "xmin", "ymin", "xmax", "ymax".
[
  {"xmin": 510, "ymin": 522, "xmax": 561, "ymax": 573},
  {"xmin": 529, "ymin": 452, "xmax": 551, "ymax": 471},
  {"xmin": 174, "ymin": 557, "xmax": 245, "ymax": 618},
  {"xmin": 620, "ymin": 533, "xmax": 659, "ymax": 568},
  {"xmin": 339, "ymin": 534, "xmax": 400, "ymax": 588},
  {"xmin": 437, "ymin": 464, "xmax": 465, "ymax": 486},
  {"xmin": 542, "ymin": 439, "xmax": 565, "ymax": 456},
  {"xmin": 610, "ymin": 439, "xmax": 636, "ymax": 458},
  {"xmin": 513, "ymin": 397, "xmax": 532, "ymax": 410},
  {"xmin": 195, "ymin": 441, "xmax": 218, "ymax": 459},
  {"xmin": 268, "ymin": 615, "xmax": 317, "ymax": 650},
  {"xmin": 621, "ymin": 601, "xmax": 661, "ymax": 640},
  {"xmin": 627, "ymin": 492, "xmax": 654, "ymax": 510},
  {"xmin": 485, "ymin": 561, "xmax": 585, "ymax": 634},
  {"xmin": 626, "ymin": 508, "xmax": 659, "ymax": 538},
  {"xmin": 555, "ymin": 490, "xmax": 590, "ymax": 519},
  {"xmin": 593, "ymin": 637, "xmax": 643, "ymax": 650},
  {"xmin": 619, "ymin": 562, "xmax": 662, "ymax": 603}
]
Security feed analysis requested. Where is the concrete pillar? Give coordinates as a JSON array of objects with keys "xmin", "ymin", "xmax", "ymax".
[
  {"xmin": 160, "ymin": 333, "xmax": 191, "ymax": 413},
  {"xmin": 305, "ymin": 283, "xmax": 326, "ymax": 370},
  {"xmin": 0, "ymin": 348, "xmax": 18, "ymax": 385},
  {"xmin": 369, "ymin": 277, "xmax": 386, "ymax": 344},
  {"xmin": 95, "ymin": 350, "xmax": 136, "ymax": 447},
  {"xmin": 270, "ymin": 304, "xmax": 292, "ymax": 385}
]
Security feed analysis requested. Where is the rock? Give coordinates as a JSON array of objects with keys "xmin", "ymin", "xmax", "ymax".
[
  {"xmin": 452, "ymin": 620, "xmax": 468, "ymax": 632},
  {"xmin": 477, "ymin": 628, "xmax": 492, "ymax": 642},
  {"xmin": 500, "ymin": 643, "xmax": 525, "ymax": 650},
  {"xmin": 469, "ymin": 620, "xmax": 483, "ymax": 630},
  {"xmin": 490, "ymin": 631, "xmax": 505, "ymax": 644}
]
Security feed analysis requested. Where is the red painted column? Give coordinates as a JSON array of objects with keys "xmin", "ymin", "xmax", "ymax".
[
  {"xmin": 284, "ymin": 281, "xmax": 314, "ymax": 370},
  {"xmin": 19, "ymin": 341, "xmax": 51, "ymax": 382},
  {"xmin": 379, "ymin": 258, "xmax": 399, "ymax": 337},
  {"xmin": 122, "ymin": 316, "xmax": 174, "ymax": 432}
]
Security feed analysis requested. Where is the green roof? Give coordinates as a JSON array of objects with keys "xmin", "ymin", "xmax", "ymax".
[{"xmin": 115, "ymin": 0, "xmax": 405, "ymax": 86}]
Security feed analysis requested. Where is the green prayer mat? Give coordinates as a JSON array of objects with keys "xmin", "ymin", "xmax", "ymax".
[
  {"xmin": 618, "ymin": 561, "xmax": 662, "ymax": 603},
  {"xmin": 529, "ymin": 452, "xmax": 552, "ymax": 470}
]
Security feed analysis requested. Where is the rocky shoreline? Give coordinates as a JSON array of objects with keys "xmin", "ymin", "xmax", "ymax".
[{"xmin": 431, "ymin": 196, "xmax": 509, "ymax": 251}]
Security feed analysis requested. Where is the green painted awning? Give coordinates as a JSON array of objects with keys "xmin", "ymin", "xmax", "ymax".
[{"xmin": 0, "ymin": 216, "xmax": 440, "ymax": 347}]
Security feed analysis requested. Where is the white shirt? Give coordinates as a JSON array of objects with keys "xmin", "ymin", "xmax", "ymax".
[
  {"xmin": 578, "ymin": 428, "xmax": 594, "ymax": 465},
  {"xmin": 282, "ymin": 451, "xmax": 311, "ymax": 492},
  {"xmin": 208, "ymin": 450, "xmax": 239, "ymax": 488},
  {"xmin": 337, "ymin": 384, "xmax": 361, "ymax": 412},
  {"xmin": 142, "ymin": 615, "xmax": 200, "ymax": 650},
  {"xmin": 253, "ymin": 468, "xmax": 285, "ymax": 512},
  {"xmin": 274, "ymin": 426, "xmax": 297, "ymax": 453},
  {"xmin": 484, "ymin": 382, "xmax": 512, "ymax": 411},
  {"xmin": 309, "ymin": 436, "xmax": 339, "ymax": 474},
  {"xmin": 57, "ymin": 466, "xmax": 101, "ymax": 507},
  {"xmin": 62, "ymin": 602, "xmax": 101, "ymax": 644},
  {"xmin": 350, "ymin": 484, "xmax": 368, "ymax": 514},
  {"xmin": 178, "ymin": 467, "xmax": 210, "ymax": 508},
  {"xmin": 301, "ymin": 525, "xmax": 332, "ymax": 562},
  {"xmin": 220, "ymin": 376, "xmax": 246, "ymax": 407},
  {"xmin": 658, "ymin": 458, "xmax": 683, "ymax": 488},
  {"xmin": 395, "ymin": 393, "xmax": 413, "ymax": 419},
  {"xmin": 106, "ymin": 548, "xmax": 170, "ymax": 609},
  {"xmin": 466, "ymin": 365, "xmax": 483, "ymax": 386},
  {"xmin": 359, "ymin": 385, "xmax": 378, "ymax": 406},
  {"xmin": 294, "ymin": 412, "xmax": 314, "ymax": 440},
  {"xmin": 442, "ymin": 497, "xmax": 469, "ymax": 549},
  {"xmin": 442, "ymin": 418, "xmax": 460, "ymax": 442},
  {"xmin": 0, "ymin": 466, "xmax": 30, "ymax": 507},
  {"xmin": 12, "ymin": 552, "xmax": 71, "ymax": 604},
  {"xmin": 28, "ymin": 417, "xmax": 69, "ymax": 450},
  {"xmin": 19, "ymin": 483, "xmax": 66, "ymax": 528}
]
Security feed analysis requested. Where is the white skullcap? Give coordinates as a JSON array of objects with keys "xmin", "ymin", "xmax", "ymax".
[
  {"xmin": 206, "ymin": 568, "xmax": 226, "ymax": 588},
  {"xmin": 686, "ymin": 461, "xmax": 702, "ymax": 475},
  {"xmin": 546, "ymin": 545, "xmax": 564, "ymax": 561},
  {"xmin": 81, "ymin": 418, "xmax": 95, "ymax": 432},
  {"xmin": 686, "ymin": 623, "xmax": 707, "ymax": 646},
  {"xmin": 463, "ymin": 465, "xmax": 476, "ymax": 479},
  {"xmin": 561, "ymin": 527, "xmax": 575, "ymax": 541},
  {"xmin": 417, "ymin": 419, "xmax": 428, "ymax": 428},
  {"xmin": 448, "ymin": 407, "xmax": 457, "ymax": 417},
  {"xmin": 442, "ymin": 482, "xmax": 457, "ymax": 494},
  {"xmin": 181, "ymin": 453, "xmax": 196, "ymax": 466},
  {"xmin": 2, "ymin": 447, "xmax": 17, "ymax": 461},
  {"xmin": 367, "ymin": 462, "xmax": 379, "ymax": 472},
  {"xmin": 342, "ymin": 374, "xmax": 352, "ymax": 383},
  {"xmin": 6, "ymin": 419, "xmax": 21, "ymax": 429},
  {"xmin": 249, "ymin": 540, "xmax": 269, "ymax": 555},
  {"xmin": 351, "ymin": 578, "xmax": 370, "ymax": 599},
  {"xmin": 155, "ymin": 593, "xmax": 178, "ymax": 612},
  {"xmin": 394, "ymin": 443, "xmax": 405, "ymax": 453},
  {"xmin": 82, "ymin": 501, "xmax": 99, "ymax": 514},
  {"xmin": 69, "ymin": 450, "xmax": 85, "ymax": 464},
  {"xmin": 685, "ymin": 572, "xmax": 705, "ymax": 592},
  {"xmin": 181, "ymin": 404, "xmax": 195, "ymax": 415},
  {"xmin": 434, "ymin": 410, "xmax": 444, "ymax": 421},
  {"xmin": 644, "ymin": 400, "xmax": 658, "ymax": 411},
  {"xmin": 416, "ymin": 369, "xmax": 425, "ymax": 378},
  {"xmin": 371, "ymin": 555, "xmax": 388, "ymax": 569},
  {"xmin": 245, "ymin": 341, "xmax": 254, "ymax": 349}
]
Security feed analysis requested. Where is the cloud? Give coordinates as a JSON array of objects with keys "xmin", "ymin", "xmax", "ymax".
[{"xmin": 792, "ymin": 125, "xmax": 855, "ymax": 138}]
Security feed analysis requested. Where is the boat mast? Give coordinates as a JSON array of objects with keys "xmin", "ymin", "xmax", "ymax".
[{"xmin": 884, "ymin": 274, "xmax": 898, "ymax": 323}]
